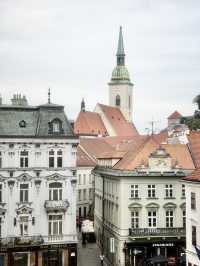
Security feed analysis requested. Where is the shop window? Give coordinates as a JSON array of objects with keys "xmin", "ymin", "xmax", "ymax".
[
  {"xmin": 49, "ymin": 182, "xmax": 62, "ymax": 201},
  {"xmin": 20, "ymin": 184, "xmax": 29, "ymax": 202}
]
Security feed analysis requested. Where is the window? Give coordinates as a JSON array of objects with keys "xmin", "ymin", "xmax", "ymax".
[
  {"xmin": 131, "ymin": 211, "xmax": 139, "ymax": 229},
  {"xmin": 191, "ymin": 192, "xmax": 196, "ymax": 210},
  {"xmin": 83, "ymin": 174, "xmax": 86, "ymax": 185},
  {"xmin": 89, "ymin": 188, "xmax": 93, "ymax": 200},
  {"xmin": 0, "ymin": 217, "xmax": 1, "ymax": 237},
  {"xmin": 0, "ymin": 184, "xmax": 2, "ymax": 203},
  {"xmin": 0, "ymin": 152, "xmax": 1, "ymax": 168},
  {"xmin": 48, "ymin": 215, "xmax": 62, "ymax": 235},
  {"xmin": 49, "ymin": 150, "xmax": 55, "ymax": 168},
  {"xmin": 148, "ymin": 211, "xmax": 157, "ymax": 227},
  {"xmin": 49, "ymin": 150, "xmax": 63, "ymax": 168},
  {"xmin": 49, "ymin": 182, "xmax": 62, "ymax": 201},
  {"xmin": 20, "ymin": 151, "xmax": 28, "ymax": 168},
  {"xmin": 148, "ymin": 185, "xmax": 156, "ymax": 198},
  {"xmin": 182, "ymin": 184, "xmax": 185, "ymax": 198},
  {"xmin": 83, "ymin": 189, "xmax": 86, "ymax": 200},
  {"xmin": 165, "ymin": 184, "xmax": 173, "ymax": 198},
  {"xmin": 19, "ymin": 216, "xmax": 28, "ymax": 236},
  {"xmin": 115, "ymin": 95, "xmax": 120, "ymax": 107},
  {"xmin": 183, "ymin": 210, "xmax": 186, "ymax": 228},
  {"xmin": 78, "ymin": 174, "xmax": 81, "ymax": 185},
  {"xmin": 53, "ymin": 121, "xmax": 60, "ymax": 133},
  {"xmin": 57, "ymin": 150, "xmax": 62, "ymax": 168},
  {"xmin": 131, "ymin": 185, "xmax": 139, "ymax": 198},
  {"xmin": 20, "ymin": 184, "xmax": 29, "ymax": 202},
  {"xmin": 89, "ymin": 174, "xmax": 92, "ymax": 184},
  {"xmin": 192, "ymin": 226, "xmax": 197, "ymax": 246},
  {"xmin": 166, "ymin": 210, "xmax": 173, "ymax": 228},
  {"xmin": 78, "ymin": 190, "xmax": 82, "ymax": 201}
]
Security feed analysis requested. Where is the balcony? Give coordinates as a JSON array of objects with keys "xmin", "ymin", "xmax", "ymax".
[
  {"xmin": 0, "ymin": 234, "xmax": 77, "ymax": 247},
  {"xmin": 129, "ymin": 227, "xmax": 185, "ymax": 239},
  {"xmin": 44, "ymin": 200, "xmax": 69, "ymax": 212}
]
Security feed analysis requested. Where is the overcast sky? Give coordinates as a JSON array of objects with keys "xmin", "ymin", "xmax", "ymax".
[{"xmin": 0, "ymin": 0, "xmax": 200, "ymax": 133}]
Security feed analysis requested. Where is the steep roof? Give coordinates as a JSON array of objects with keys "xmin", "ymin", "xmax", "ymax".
[
  {"xmin": 0, "ymin": 104, "xmax": 74, "ymax": 137},
  {"xmin": 74, "ymin": 111, "xmax": 107, "ymax": 136},
  {"xmin": 168, "ymin": 111, "xmax": 182, "ymax": 119},
  {"xmin": 98, "ymin": 103, "xmax": 138, "ymax": 136},
  {"xmin": 76, "ymin": 146, "xmax": 96, "ymax": 167},
  {"xmin": 183, "ymin": 168, "xmax": 200, "ymax": 182},
  {"xmin": 114, "ymin": 136, "xmax": 194, "ymax": 170},
  {"xmin": 188, "ymin": 131, "xmax": 200, "ymax": 168}
]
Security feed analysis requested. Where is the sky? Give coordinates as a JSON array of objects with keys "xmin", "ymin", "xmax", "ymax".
[{"xmin": 0, "ymin": 0, "xmax": 200, "ymax": 133}]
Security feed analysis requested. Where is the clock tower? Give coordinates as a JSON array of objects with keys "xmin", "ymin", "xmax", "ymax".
[{"xmin": 108, "ymin": 26, "xmax": 134, "ymax": 122}]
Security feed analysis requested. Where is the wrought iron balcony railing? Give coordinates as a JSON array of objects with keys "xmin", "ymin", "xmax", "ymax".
[
  {"xmin": 129, "ymin": 227, "xmax": 185, "ymax": 238},
  {"xmin": 44, "ymin": 199, "xmax": 69, "ymax": 212}
]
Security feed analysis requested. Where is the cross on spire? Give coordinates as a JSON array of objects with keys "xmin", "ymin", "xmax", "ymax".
[{"xmin": 48, "ymin": 88, "xmax": 51, "ymax": 104}]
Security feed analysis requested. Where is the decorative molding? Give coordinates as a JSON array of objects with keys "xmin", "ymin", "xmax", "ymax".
[
  {"xmin": 16, "ymin": 204, "xmax": 33, "ymax": 215},
  {"xmin": 16, "ymin": 173, "xmax": 34, "ymax": 182},
  {"xmin": 128, "ymin": 202, "xmax": 142, "ymax": 209},
  {"xmin": 145, "ymin": 202, "xmax": 160, "ymax": 209},
  {"xmin": 163, "ymin": 202, "xmax": 177, "ymax": 209},
  {"xmin": 45, "ymin": 173, "xmax": 67, "ymax": 181}
]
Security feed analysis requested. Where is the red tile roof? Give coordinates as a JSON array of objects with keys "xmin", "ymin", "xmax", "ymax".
[
  {"xmin": 188, "ymin": 131, "xmax": 200, "ymax": 168},
  {"xmin": 168, "ymin": 111, "xmax": 182, "ymax": 119},
  {"xmin": 76, "ymin": 146, "xmax": 96, "ymax": 167},
  {"xmin": 74, "ymin": 111, "xmax": 107, "ymax": 136},
  {"xmin": 98, "ymin": 104, "xmax": 138, "ymax": 136},
  {"xmin": 184, "ymin": 168, "xmax": 200, "ymax": 182}
]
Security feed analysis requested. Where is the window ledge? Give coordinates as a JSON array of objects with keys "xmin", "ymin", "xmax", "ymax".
[
  {"xmin": 146, "ymin": 197, "xmax": 159, "ymax": 200},
  {"xmin": 181, "ymin": 196, "xmax": 186, "ymax": 199},
  {"xmin": 129, "ymin": 197, "xmax": 141, "ymax": 200},
  {"xmin": 164, "ymin": 197, "xmax": 176, "ymax": 200}
]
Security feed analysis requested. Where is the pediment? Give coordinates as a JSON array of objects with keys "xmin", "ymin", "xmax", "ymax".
[
  {"xmin": 163, "ymin": 202, "xmax": 177, "ymax": 209},
  {"xmin": 128, "ymin": 203, "xmax": 142, "ymax": 209},
  {"xmin": 146, "ymin": 203, "xmax": 160, "ymax": 209},
  {"xmin": 45, "ymin": 173, "xmax": 66, "ymax": 181},
  {"xmin": 16, "ymin": 173, "xmax": 33, "ymax": 182},
  {"xmin": 16, "ymin": 205, "xmax": 33, "ymax": 215},
  {"xmin": 47, "ymin": 144, "xmax": 65, "ymax": 149},
  {"xmin": 0, "ymin": 175, "xmax": 6, "ymax": 183}
]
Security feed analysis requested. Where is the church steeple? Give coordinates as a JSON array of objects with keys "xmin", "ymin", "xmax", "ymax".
[
  {"xmin": 81, "ymin": 98, "xmax": 85, "ymax": 112},
  {"xmin": 117, "ymin": 26, "xmax": 125, "ymax": 66}
]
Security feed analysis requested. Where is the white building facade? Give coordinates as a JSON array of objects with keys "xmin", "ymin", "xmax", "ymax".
[
  {"xmin": 93, "ymin": 145, "xmax": 194, "ymax": 266},
  {"xmin": 0, "ymin": 95, "xmax": 78, "ymax": 266},
  {"xmin": 183, "ymin": 170, "xmax": 200, "ymax": 266}
]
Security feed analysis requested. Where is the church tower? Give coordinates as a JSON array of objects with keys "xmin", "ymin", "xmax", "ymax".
[{"xmin": 109, "ymin": 26, "xmax": 133, "ymax": 122}]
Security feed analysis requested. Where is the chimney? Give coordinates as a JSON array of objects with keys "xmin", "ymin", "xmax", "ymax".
[{"xmin": 11, "ymin": 93, "xmax": 28, "ymax": 106}]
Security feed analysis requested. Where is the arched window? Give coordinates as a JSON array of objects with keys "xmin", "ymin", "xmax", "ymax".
[
  {"xmin": 48, "ymin": 118, "xmax": 63, "ymax": 134},
  {"xmin": 49, "ymin": 182, "xmax": 62, "ymax": 200},
  {"xmin": 115, "ymin": 95, "xmax": 120, "ymax": 107}
]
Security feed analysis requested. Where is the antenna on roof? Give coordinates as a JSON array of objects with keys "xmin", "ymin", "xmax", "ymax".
[
  {"xmin": 148, "ymin": 118, "xmax": 159, "ymax": 135},
  {"xmin": 48, "ymin": 88, "xmax": 51, "ymax": 104}
]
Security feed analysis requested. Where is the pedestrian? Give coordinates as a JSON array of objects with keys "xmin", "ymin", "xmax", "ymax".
[{"xmin": 100, "ymin": 254, "xmax": 104, "ymax": 266}]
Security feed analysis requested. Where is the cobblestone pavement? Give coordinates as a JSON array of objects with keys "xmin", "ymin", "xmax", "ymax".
[{"xmin": 77, "ymin": 232, "xmax": 104, "ymax": 266}]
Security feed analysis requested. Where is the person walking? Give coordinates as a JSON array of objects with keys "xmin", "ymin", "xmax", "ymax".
[{"xmin": 100, "ymin": 254, "xmax": 104, "ymax": 266}]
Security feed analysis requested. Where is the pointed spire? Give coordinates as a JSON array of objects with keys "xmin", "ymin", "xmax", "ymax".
[
  {"xmin": 81, "ymin": 98, "xmax": 85, "ymax": 112},
  {"xmin": 117, "ymin": 26, "xmax": 125, "ymax": 66},
  {"xmin": 48, "ymin": 88, "xmax": 51, "ymax": 104}
]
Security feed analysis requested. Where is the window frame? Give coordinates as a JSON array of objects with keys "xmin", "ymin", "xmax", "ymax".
[
  {"xmin": 166, "ymin": 210, "xmax": 174, "ymax": 228},
  {"xmin": 20, "ymin": 150, "xmax": 29, "ymax": 168},
  {"xmin": 131, "ymin": 211, "xmax": 139, "ymax": 229},
  {"xmin": 131, "ymin": 184, "xmax": 139, "ymax": 199},
  {"xmin": 49, "ymin": 182, "xmax": 62, "ymax": 201},
  {"xmin": 48, "ymin": 215, "xmax": 63, "ymax": 236},
  {"xmin": 148, "ymin": 184, "xmax": 156, "ymax": 198},
  {"xmin": 148, "ymin": 210, "xmax": 157, "ymax": 228},
  {"xmin": 20, "ymin": 183, "xmax": 29, "ymax": 203}
]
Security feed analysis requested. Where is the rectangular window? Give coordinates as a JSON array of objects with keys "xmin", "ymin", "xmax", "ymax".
[
  {"xmin": 166, "ymin": 210, "xmax": 173, "ymax": 228},
  {"xmin": 131, "ymin": 185, "xmax": 139, "ymax": 198},
  {"xmin": 20, "ymin": 184, "xmax": 29, "ymax": 202},
  {"xmin": 20, "ymin": 151, "xmax": 28, "ymax": 168},
  {"xmin": 183, "ymin": 210, "xmax": 186, "ymax": 228},
  {"xmin": 83, "ymin": 174, "xmax": 86, "ymax": 185},
  {"xmin": 0, "ymin": 152, "xmax": 2, "ymax": 168},
  {"xmin": 148, "ymin": 185, "xmax": 156, "ymax": 198},
  {"xmin": 49, "ymin": 184, "xmax": 62, "ymax": 201},
  {"xmin": 89, "ymin": 188, "xmax": 93, "ymax": 200},
  {"xmin": 57, "ymin": 150, "xmax": 62, "ymax": 168},
  {"xmin": 182, "ymin": 184, "xmax": 185, "ymax": 197},
  {"xmin": 89, "ymin": 174, "xmax": 92, "ymax": 184},
  {"xmin": 48, "ymin": 215, "xmax": 62, "ymax": 235},
  {"xmin": 165, "ymin": 184, "xmax": 173, "ymax": 198},
  {"xmin": 78, "ymin": 174, "xmax": 81, "ymax": 185},
  {"xmin": 19, "ymin": 216, "xmax": 28, "ymax": 236},
  {"xmin": 0, "ymin": 184, "xmax": 2, "ymax": 203},
  {"xmin": 192, "ymin": 226, "xmax": 197, "ymax": 246},
  {"xmin": 191, "ymin": 192, "xmax": 196, "ymax": 210},
  {"xmin": 78, "ymin": 190, "xmax": 82, "ymax": 201},
  {"xmin": 131, "ymin": 211, "xmax": 139, "ymax": 229},
  {"xmin": 83, "ymin": 189, "xmax": 86, "ymax": 200},
  {"xmin": 148, "ymin": 211, "xmax": 157, "ymax": 227}
]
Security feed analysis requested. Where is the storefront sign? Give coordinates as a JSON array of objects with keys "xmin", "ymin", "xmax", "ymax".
[{"xmin": 152, "ymin": 243, "xmax": 174, "ymax": 247}]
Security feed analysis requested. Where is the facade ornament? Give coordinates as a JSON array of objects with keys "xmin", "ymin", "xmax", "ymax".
[
  {"xmin": 34, "ymin": 179, "xmax": 42, "ymax": 192},
  {"xmin": 7, "ymin": 179, "xmax": 15, "ymax": 191}
]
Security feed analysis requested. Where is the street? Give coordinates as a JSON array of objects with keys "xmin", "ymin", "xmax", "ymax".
[{"xmin": 77, "ymin": 233, "xmax": 104, "ymax": 266}]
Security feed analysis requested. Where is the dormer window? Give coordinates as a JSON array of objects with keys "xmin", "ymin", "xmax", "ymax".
[{"xmin": 48, "ymin": 118, "xmax": 63, "ymax": 134}]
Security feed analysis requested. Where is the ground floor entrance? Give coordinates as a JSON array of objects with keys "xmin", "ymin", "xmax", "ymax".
[
  {"xmin": 0, "ymin": 243, "xmax": 77, "ymax": 266},
  {"xmin": 126, "ymin": 239, "xmax": 186, "ymax": 266}
]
